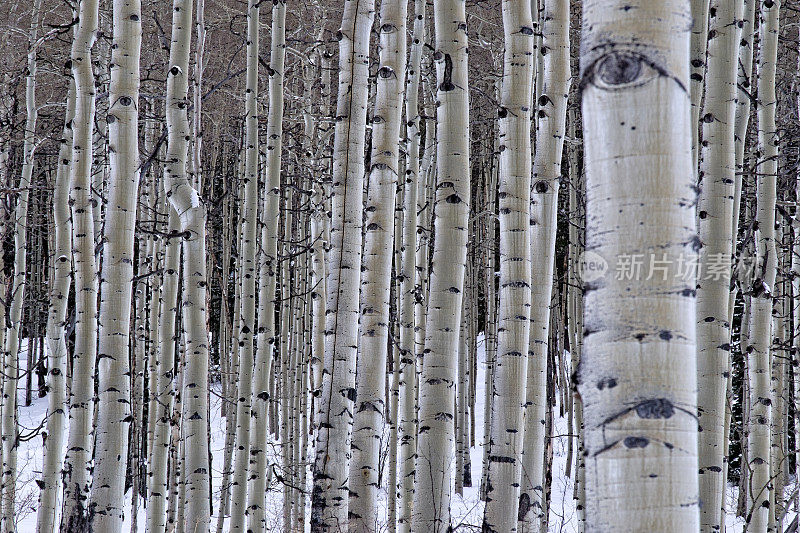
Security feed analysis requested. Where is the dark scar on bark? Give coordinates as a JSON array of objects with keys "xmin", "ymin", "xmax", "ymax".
[
  {"xmin": 578, "ymin": 47, "xmax": 687, "ymax": 94},
  {"xmin": 598, "ymin": 398, "xmax": 695, "ymax": 428}
]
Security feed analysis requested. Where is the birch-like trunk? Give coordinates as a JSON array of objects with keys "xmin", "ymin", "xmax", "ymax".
[
  {"xmin": 396, "ymin": 2, "xmax": 425, "ymax": 530},
  {"xmin": 690, "ymin": 0, "xmax": 710, "ymax": 168},
  {"xmin": 164, "ymin": 0, "xmax": 211, "ymax": 529},
  {"xmin": 310, "ymin": 0, "xmax": 374, "ymax": 529},
  {"xmin": 695, "ymin": 1, "xmax": 743, "ymax": 530},
  {"xmin": 61, "ymin": 0, "xmax": 99, "ymax": 527},
  {"xmin": 228, "ymin": 2, "xmax": 260, "ymax": 530},
  {"xmin": 412, "ymin": 1, "xmax": 470, "ymax": 530},
  {"xmin": 349, "ymin": 0, "xmax": 406, "ymax": 529},
  {"xmin": 247, "ymin": 3, "xmax": 285, "ymax": 531},
  {"xmin": 37, "ymin": 72, "xmax": 74, "ymax": 533},
  {"xmin": 747, "ymin": 2, "xmax": 779, "ymax": 530},
  {"xmin": 147, "ymin": 207, "xmax": 180, "ymax": 533},
  {"xmin": 482, "ymin": 1, "xmax": 534, "ymax": 530},
  {"xmin": 2, "ymin": 3, "xmax": 41, "ymax": 530},
  {"xmin": 733, "ymin": 0, "xmax": 756, "ymax": 234},
  {"xmin": 519, "ymin": 0, "xmax": 569, "ymax": 529},
  {"xmin": 88, "ymin": 0, "xmax": 142, "ymax": 528},
  {"xmin": 577, "ymin": 1, "xmax": 700, "ymax": 530}
]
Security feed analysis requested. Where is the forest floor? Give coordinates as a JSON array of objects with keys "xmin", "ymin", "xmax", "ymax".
[{"xmin": 13, "ymin": 337, "xmax": 787, "ymax": 532}]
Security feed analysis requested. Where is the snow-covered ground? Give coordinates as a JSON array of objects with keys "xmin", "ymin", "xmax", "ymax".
[{"xmin": 13, "ymin": 337, "xmax": 789, "ymax": 531}]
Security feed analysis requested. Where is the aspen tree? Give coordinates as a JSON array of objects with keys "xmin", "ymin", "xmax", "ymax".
[
  {"xmin": 61, "ymin": 0, "xmax": 100, "ymax": 527},
  {"xmin": 349, "ymin": 0, "xmax": 406, "ymax": 529},
  {"xmin": 747, "ymin": 1, "xmax": 779, "ymax": 530},
  {"xmin": 518, "ymin": 0, "xmax": 569, "ymax": 529},
  {"xmin": 577, "ymin": 0, "xmax": 700, "ymax": 530},
  {"xmin": 88, "ymin": 0, "xmax": 142, "ymax": 527},
  {"xmin": 37, "ymin": 72, "xmax": 75, "ymax": 533},
  {"xmin": 412, "ymin": 0, "xmax": 471, "ymax": 530},
  {"xmin": 310, "ymin": 0, "xmax": 374, "ymax": 529},
  {"xmin": 690, "ymin": 0, "xmax": 710, "ymax": 166},
  {"xmin": 733, "ymin": 0, "xmax": 756, "ymax": 232},
  {"xmin": 482, "ymin": 1, "xmax": 534, "ymax": 531},
  {"xmin": 229, "ymin": 1, "xmax": 260, "ymax": 530},
  {"xmin": 247, "ymin": 3, "xmax": 286, "ymax": 531},
  {"xmin": 480, "ymin": 124, "xmax": 499, "ymax": 503},
  {"xmin": 1, "ymin": 3, "xmax": 41, "ymax": 530},
  {"xmin": 309, "ymin": 32, "xmax": 329, "ymax": 409},
  {"xmin": 147, "ymin": 208, "xmax": 180, "ymax": 533},
  {"xmin": 396, "ymin": 3, "xmax": 426, "ymax": 530},
  {"xmin": 455, "ymin": 293, "xmax": 472, "ymax": 497},
  {"xmin": 695, "ymin": 0, "xmax": 743, "ymax": 530},
  {"xmin": 164, "ymin": 0, "xmax": 211, "ymax": 529}
]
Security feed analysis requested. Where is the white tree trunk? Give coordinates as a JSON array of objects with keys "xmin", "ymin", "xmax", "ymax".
[
  {"xmin": 61, "ymin": 0, "xmax": 99, "ymax": 527},
  {"xmin": 411, "ymin": 0, "xmax": 471, "ymax": 530},
  {"xmin": 732, "ymin": 0, "xmax": 756, "ymax": 234},
  {"xmin": 396, "ymin": 2, "xmax": 426, "ymax": 530},
  {"xmin": 2, "ymin": 3, "xmax": 41, "ymax": 530},
  {"xmin": 88, "ymin": 0, "xmax": 142, "ymax": 528},
  {"xmin": 37, "ymin": 72, "xmax": 75, "ymax": 533},
  {"xmin": 747, "ymin": 2, "xmax": 779, "ymax": 531},
  {"xmin": 695, "ymin": 1, "xmax": 743, "ymax": 530},
  {"xmin": 147, "ymin": 207, "xmax": 180, "ymax": 533},
  {"xmin": 228, "ymin": 2, "xmax": 260, "ymax": 531},
  {"xmin": 348, "ymin": 0, "xmax": 406, "ymax": 529},
  {"xmin": 689, "ymin": 0, "xmax": 710, "ymax": 169},
  {"xmin": 519, "ymin": 0, "xmax": 569, "ymax": 529},
  {"xmin": 577, "ymin": 1, "xmax": 700, "ymax": 530},
  {"xmin": 310, "ymin": 0, "xmax": 374, "ymax": 529},
  {"xmin": 247, "ymin": 3, "xmax": 285, "ymax": 532},
  {"xmin": 482, "ymin": 1, "xmax": 534, "ymax": 530},
  {"xmin": 164, "ymin": 0, "xmax": 211, "ymax": 529}
]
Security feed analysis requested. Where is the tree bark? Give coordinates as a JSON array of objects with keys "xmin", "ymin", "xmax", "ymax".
[
  {"xmin": 747, "ymin": 2, "xmax": 780, "ymax": 530},
  {"xmin": 518, "ymin": 1, "xmax": 570, "ymax": 530},
  {"xmin": 228, "ymin": 1, "xmax": 260, "ymax": 530},
  {"xmin": 695, "ymin": 1, "xmax": 743, "ymax": 530},
  {"xmin": 61, "ymin": 0, "xmax": 99, "ymax": 527},
  {"xmin": 164, "ymin": 0, "xmax": 211, "ymax": 529},
  {"xmin": 88, "ymin": 0, "xmax": 142, "ymax": 528},
  {"xmin": 246, "ymin": 3, "xmax": 285, "ymax": 532},
  {"xmin": 577, "ymin": 1, "xmax": 700, "ymax": 530},
  {"xmin": 310, "ymin": 0, "xmax": 374, "ymax": 530},
  {"xmin": 348, "ymin": 0, "xmax": 406, "ymax": 529},
  {"xmin": 482, "ymin": 1, "xmax": 535, "ymax": 530},
  {"xmin": 38, "ymin": 70, "xmax": 74, "ymax": 533},
  {"xmin": 411, "ymin": 0, "xmax": 471, "ymax": 530}
]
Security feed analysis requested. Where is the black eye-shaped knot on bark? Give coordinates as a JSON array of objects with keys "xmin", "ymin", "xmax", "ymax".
[
  {"xmin": 590, "ymin": 52, "xmax": 659, "ymax": 91},
  {"xmin": 598, "ymin": 52, "xmax": 642, "ymax": 85}
]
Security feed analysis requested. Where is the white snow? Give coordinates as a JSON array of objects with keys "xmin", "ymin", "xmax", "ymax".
[{"xmin": 12, "ymin": 337, "xmax": 793, "ymax": 531}]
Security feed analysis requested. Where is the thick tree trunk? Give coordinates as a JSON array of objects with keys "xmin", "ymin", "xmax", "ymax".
[
  {"xmin": 88, "ymin": 0, "xmax": 142, "ymax": 528},
  {"xmin": 310, "ymin": 0, "xmax": 374, "ymax": 529},
  {"xmin": 482, "ymin": 1, "xmax": 534, "ymax": 531},
  {"xmin": 577, "ymin": 1, "xmax": 700, "ymax": 530},
  {"xmin": 348, "ymin": 0, "xmax": 406, "ymax": 529},
  {"xmin": 411, "ymin": 1, "xmax": 471, "ymax": 530}
]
